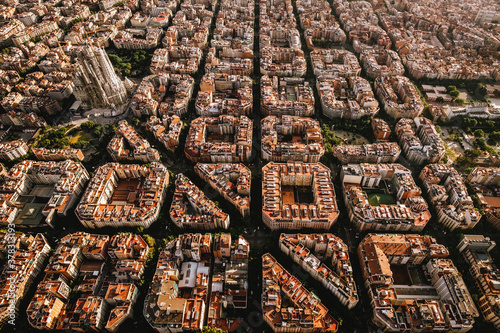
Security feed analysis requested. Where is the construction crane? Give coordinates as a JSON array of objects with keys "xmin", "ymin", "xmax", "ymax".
[{"xmin": 56, "ymin": 40, "xmax": 71, "ymax": 63}]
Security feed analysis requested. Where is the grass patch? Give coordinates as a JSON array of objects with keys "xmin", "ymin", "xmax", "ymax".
[
  {"xmin": 69, "ymin": 130, "xmax": 95, "ymax": 145},
  {"xmin": 367, "ymin": 193, "xmax": 395, "ymax": 206}
]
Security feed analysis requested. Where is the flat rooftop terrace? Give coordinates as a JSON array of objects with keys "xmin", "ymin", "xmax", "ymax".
[{"xmin": 483, "ymin": 196, "xmax": 500, "ymax": 208}]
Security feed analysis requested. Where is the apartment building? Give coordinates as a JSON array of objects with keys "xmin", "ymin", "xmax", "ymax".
[
  {"xmin": 261, "ymin": 116, "xmax": 324, "ymax": 163},
  {"xmin": 8, "ymin": 70, "xmax": 73, "ymax": 103},
  {"xmin": 196, "ymin": 73, "xmax": 253, "ymax": 116},
  {"xmin": 27, "ymin": 232, "xmax": 147, "ymax": 331},
  {"xmin": 466, "ymin": 167, "xmax": 500, "ymax": 229},
  {"xmin": 12, "ymin": 21, "xmax": 58, "ymax": 46},
  {"xmin": 207, "ymin": 234, "xmax": 249, "ymax": 330},
  {"xmin": 145, "ymin": 115, "xmax": 183, "ymax": 152},
  {"xmin": 0, "ymin": 49, "xmax": 37, "ymax": 74},
  {"xmin": 0, "ymin": 68, "xmax": 20, "ymax": 87},
  {"xmin": 69, "ymin": 297, "xmax": 110, "ymax": 331},
  {"xmin": 207, "ymin": 0, "xmax": 253, "ymax": 88},
  {"xmin": 205, "ymin": 46, "xmax": 254, "ymax": 76},
  {"xmin": 162, "ymin": 4, "xmax": 213, "ymax": 49},
  {"xmin": 261, "ymin": 76, "xmax": 314, "ymax": 117},
  {"xmin": 212, "ymin": 0, "xmax": 254, "ymax": 52},
  {"xmin": 341, "ymin": 163, "xmax": 431, "ymax": 232},
  {"xmin": 458, "ymin": 235, "xmax": 500, "ymax": 330},
  {"xmin": 109, "ymin": 232, "xmax": 150, "ymax": 262},
  {"xmin": 38, "ymin": 49, "xmax": 71, "ymax": 73},
  {"xmin": 144, "ymin": 234, "xmax": 248, "ymax": 332},
  {"xmin": 100, "ymin": 0, "xmax": 127, "ymax": 9},
  {"xmin": 359, "ymin": 233, "xmax": 477, "ymax": 332},
  {"xmin": 32, "ymin": 148, "xmax": 84, "ymax": 161},
  {"xmin": 64, "ymin": 8, "xmax": 130, "ymax": 46},
  {"xmin": 75, "ymin": 162, "xmax": 169, "ymax": 228},
  {"xmin": 27, "ymin": 240, "xmax": 83, "ymax": 330},
  {"xmin": 170, "ymin": 173, "xmax": 230, "ymax": 230},
  {"xmin": 0, "ymin": 112, "xmax": 46, "ymax": 128},
  {"xmin": 317, "ymin": 75, "xmax": 379, "ymax": 119},
  {"xmin": 130, "ymin": 10, "xmax": 172, "ymax": 28},
  {"xmin": 107, "ymin": 120, "xmax": 160, "ymax": 162},
  {"xmin": 360, "ymin": 49, "xmax": 405, "ymax": 79},
  {"xmin": 476, "ymin": 9, "xmax": 500, "ymax": 25},
  {"xmin": 17, "ymin": 96, "xmax": 62, "ymax": 116},
  {"xmin": 310, "ymin": 49, "xmax": 361, "ymax": 77},
  {"xmin": 0, "ymin": 160, "xmax": 89, "ymax": 225},
  {"xmin": 378, "ymin": 1, "xmax": 499, "ymax": 81},
  {"xmin": 260, "ymin": 0, "xmax": 296, "ymax": 34},
  {"xmin": 344, "ymin": 21, "xmax": 391, "ymax": 54},
  {"xmin": 335, "ymin": 0, "xmax": 389, "ymax": 54},
  {"xmin": 131, "ymin": 74, "xmax": 194, "ymax": 117},
  {"xmin": 279, "ymin": 233, "xmax": 358, "ymax": 309},
  {"xmin": 262, "ymin": 162, "xmax": 339, "ymax": 230},
  {"xmin": 351, "ymin": 26, "xmax": 389, "ymax": 53},
  {"xmin": 259, "ymin": 0, "xmax": 298, "ymax": 50},
  {"xmin": 375, "ymin": 76, "xmax": 424, "ymax": 119},
  {"xmin": 262, "ymin": 253, "xmax": 339, "ymax": 332},
  {"xmin": 150, "ymin": 46, "xmax": 203, "ymax": 75},
  {"xmin": 395, "ymin": 117, "xmax": 446, "ymax": 165},
  {"xmin": 259, "ymin": 26, "xmax": 301, "ymax": 49},
  {"xmin": 184, "ymin": 116, "xmax": 253, "ymax": 163},
  {"xmin": 207, "ymin": 0, "xmax": 254, "ymax": 76},
  {"xmin": 372, "ymin": 118, "xmax": 391, "ymax": 141},
  {"xmin": 0, "ymin": 140, "xmax": 29, "ymax": 161},
  {"xmin": 112, "ymin": 27, "xmax": 163, "ymax": 49},
  {"xmin": 0, "ymin": 7, "xmax": 16, "ymax": 22},
  {"xmin": 195, "ymin": 163, "xmax": 251, "ymax": 217},
  {"xmin": 297, "ymin": 0, "xmax": 345, "ymax": 49},
  {"xmin": 105, "ymin": 283, "xmax": 139, "ymax": 332},
  {"xmin": 260, "ymin": 47, "xmax": 307, "ymax": 77},
  {"xmin": 0, "ymin": 19, "xmax": 25, "ymax": 46},
  {"xmin": 333, "ymin": 142, "xmax": 401, "ymax": 164},
  {"xmin": 27, "ymin": 232, "xmax": 90, "ymax": 330},
  {"xmin": 420, "ymin": 164, "xmax": 481, "ymax": 230},
  {"xmin": 0, "ymin": 233, "xmax": 50, "ymax": 326}
]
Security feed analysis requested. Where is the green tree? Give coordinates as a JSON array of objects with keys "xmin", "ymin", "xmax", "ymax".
[
  {"xmin": 464, "ymin": 118, "xmax": 478, "ymax": 127},
  {"xmin": 474, "ymin": 129, "xmax": 485, "ymax": 138},
  {"xmin": 477, "ymin": 83, "xmax": 487, "ymax": 97},
  {"xmin": 465, "ymin": 150, "xmax": 482, "ymax": 158},
  {"xmin": 455, "ymin": 98, "xmax": 465, "ymax": 105},
  {"xmin": 161, "ymin": 236, "xmax": 175, "ymax": 248},
  {"xmin": 476, "ymin": 138, "xmax": 496, "ymax": 154},
  {"xmin": 449, "ymin": 90, "xmax": 460, "ymax": 98},
  {"xmin": 92, "ymin": 125, "xmax": 102, "ymax": 137},
  {"xmin": 447, "ymin": 85, "xmax": 457, "ymax": 93},
  {"xmin": 81, "ymin": 121, "xmax": 96, "ymax": 130},
  {"xmin": 143, "ymin": 234, "xmax": 156, "ymax": 248},
  {"xmin": 485, "ymin": 120, "xmax": 496, "ymax": 130},
  {"xmin": 489, "ymin": 131, "xmax": 500, "ymax": 142},
  {"xmin": 324, "ymin": 142, "xmax": 333, "ymax": 155}
]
